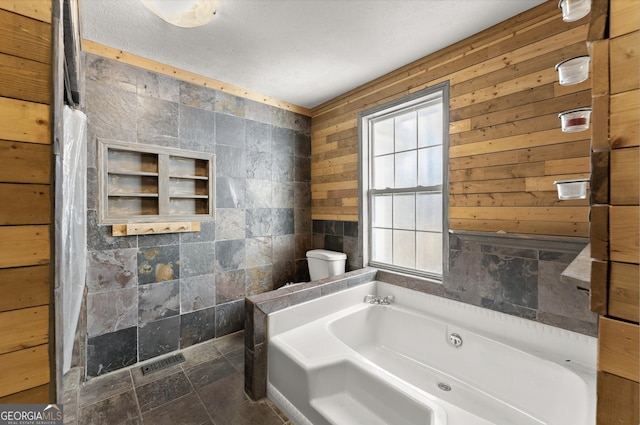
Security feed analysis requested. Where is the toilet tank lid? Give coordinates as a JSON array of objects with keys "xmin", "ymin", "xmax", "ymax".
[{"xmin": 306, "ymin": 249, "xmax": 347, "ymax": 260}]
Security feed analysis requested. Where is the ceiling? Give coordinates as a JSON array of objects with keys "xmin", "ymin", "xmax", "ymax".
[{"xmin": 80, "ymin": 0, "xmax": 547, "ymax": 110}]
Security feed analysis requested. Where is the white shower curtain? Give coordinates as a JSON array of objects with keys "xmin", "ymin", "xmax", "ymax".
[{"xmin": 59, "ymin": 106, "xmax": 87, "ymax": 374}]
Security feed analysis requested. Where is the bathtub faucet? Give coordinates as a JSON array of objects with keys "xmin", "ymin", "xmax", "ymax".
[{"xmin": 363, "ymin": 294, "xmax": 395, "ymax": 305}]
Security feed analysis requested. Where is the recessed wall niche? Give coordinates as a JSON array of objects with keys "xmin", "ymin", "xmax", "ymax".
[{"xmin": 98, "ymin": 139, "xmax": 215, "ymax": 224}]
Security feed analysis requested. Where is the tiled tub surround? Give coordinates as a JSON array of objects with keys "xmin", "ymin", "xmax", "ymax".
[
  {"xmin": 82, "ymin": 52, "xmax": 312, "ymax": 378},
  {"xmin": 245, "ymin": 268, "xmax": 378, "ymax": 399},
  {"xmin": 245, "ymin": 233, "xmax": 596, "ymax": 399},
  {"xmin": 445, "ymin": 232, "xmax": 597, "ymax": 335}
]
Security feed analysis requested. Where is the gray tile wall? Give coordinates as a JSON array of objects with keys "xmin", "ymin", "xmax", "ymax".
[
  {"xmin": 313, "ymin": 220, "xmax": 596, "ymax": 336},
  {"xmin": 312, "ymin": 219, "xmax": 362, "ymax": 272},
  {"xmin": 446, "ymin": 233, "xmax": 596, "ymax": 335},
  {"xmin": 82, "ymin": 53, "xmax": 312, "ymax": 378}
]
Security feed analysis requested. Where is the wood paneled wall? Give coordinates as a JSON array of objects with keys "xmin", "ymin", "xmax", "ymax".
[
  {"xmin": 590, "ymin": 0, "xmax": 640, "ymax": 423},
  {"xmin": 0, "ymin": 0, "xmax": 53, "ymax": 403},
  {"xmin": 311, "ymin": 0, "xmax": 591, "ymax": 237}
]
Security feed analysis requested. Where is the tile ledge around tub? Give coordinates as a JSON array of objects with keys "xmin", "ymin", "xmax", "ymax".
[
  {"xmin": 560, "ymin": 244, "xmax": 591, "ymax": 290},
  {"xmin": 449, "ymin": 229, "xmax": 589, "ymax": 251},
  {"xmin": 247, "ymin": 267, "xmax": 378, "ymax": 309},
  {"xmin": 243, "ymin": 267, "xmax": 378, "ymax": 401}
]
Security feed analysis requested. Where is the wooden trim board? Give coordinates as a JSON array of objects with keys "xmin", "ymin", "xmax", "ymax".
[{"xmin": 82, "ymin": 39, "xmax": 311, "ymax": 117}]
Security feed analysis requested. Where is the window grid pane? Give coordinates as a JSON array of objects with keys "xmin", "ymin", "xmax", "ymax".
[{"xmin": 367, "ymin": 90, "xmax": 445, "ymax": 279}]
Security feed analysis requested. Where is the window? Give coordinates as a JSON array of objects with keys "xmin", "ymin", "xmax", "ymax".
[{"xmin": 359, "ymin": 84, "xmax": 448, "ymax": 280}]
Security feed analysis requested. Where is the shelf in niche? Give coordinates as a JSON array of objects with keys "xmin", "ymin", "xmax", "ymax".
[
  {"xmin": 99, "ymin": 139, "xmax": 215, "ymax": 224},
  {"xmin": 109, "ymin": 193, "xmax": 160, "ymax": 198},
  {"xmin": 108, "ymin": 171, "xmax": 160, "ymax": 177},
  {"xmin": 169, "ymin": 175, "xmax": 209, "ymax": 180}
]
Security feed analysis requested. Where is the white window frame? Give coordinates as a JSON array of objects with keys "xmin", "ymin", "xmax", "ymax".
[{"xmin": 358, "ymin": 83, "xmax": 449, "ymax": 281}]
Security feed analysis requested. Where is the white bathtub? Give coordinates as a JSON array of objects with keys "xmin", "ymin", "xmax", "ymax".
[{"xmin": 267, "ymin": 281, "xmax": 596, "ymax": 425}]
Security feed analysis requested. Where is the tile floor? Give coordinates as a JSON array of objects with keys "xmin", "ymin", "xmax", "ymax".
[{"xmin": 63, "ymin": 331, "xmax": 290, "ymax": 425}]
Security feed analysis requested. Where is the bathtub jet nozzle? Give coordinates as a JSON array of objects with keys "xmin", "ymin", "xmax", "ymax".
[
  {"xmin": 448, "ymin": 333, "xmax": 463, "ymax": 348},
  {"xmin": 363, "ymin": 294, "xmax": 395, "ymax": 305}
]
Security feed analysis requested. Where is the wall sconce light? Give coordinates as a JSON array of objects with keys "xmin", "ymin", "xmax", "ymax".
[
  {"xmin": 559, "ymin": 108, "xmax": 592, "ymax": 132},
  {"xmin": 558, "ymin": 0, "xmax": 591, "ymax": 22},
  {"xmin": 554, "ymin": 179, "xmax": 589, "ymax": 200},
  {"xmin": 555, "ymin": 56, "xmax": 590, "ymax": 85},
  {"xmin": 142, "ymin": 0, "xmax": 219, "ymax": 28}
]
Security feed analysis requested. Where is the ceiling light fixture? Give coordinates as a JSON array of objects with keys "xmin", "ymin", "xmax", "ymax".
[{"xmin": 141, "ymin": 0, "xmax": 219, "ymax": 28}]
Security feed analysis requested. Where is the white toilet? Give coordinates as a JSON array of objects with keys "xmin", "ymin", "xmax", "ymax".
[{"xmin": 306, "ymin": 249, "xmax": 347, "ymax": 280}]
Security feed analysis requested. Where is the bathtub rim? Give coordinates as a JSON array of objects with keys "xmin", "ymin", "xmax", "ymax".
[
  {"xmin": 267, "ymin": 280, "xmax": 597, "ymax": 425},
  {"xmin": 268, "ymin": 280, "xmax": 597, "ymax": 368}
]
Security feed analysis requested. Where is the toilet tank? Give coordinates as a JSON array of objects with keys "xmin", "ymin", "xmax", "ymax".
[{"xmin": 306, "ymin": 249, "xmax": 347, "ymax": 281}]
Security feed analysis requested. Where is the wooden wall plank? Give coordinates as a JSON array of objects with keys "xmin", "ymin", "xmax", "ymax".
[
  {"xmin": 610, "ymin": 206, "xmax": 639, "ymax": 264},
  {"xmin": 450, "ymin": 206, "xmax": 588, "ymax": 223},
  {"xmin": 450, "ymin": 128, "xmax": 586, "ymax": 158},
  {"xmin": 466, "ymin": 90, "xmax": 591, "ymax": 130},
  {"xmin": 599, "ymin": 317, "xmax": 640, "ymax": 382},
  {"xmin": 0, "ymin": 183, "xmax": 50, "ymax": 225},
  {"xmin": 0, "ymin": 344, "xmax": 49, "ymax": 397},
  {"xmin": 450, "ymin": 162, "xmax": 544, "ymax": 182},
  {"xmin": 0, "ymin": 97, "xmax": 51, "ymax": 144},
  {"xmin": 450, "ymin": 42, "xmax": 589, "ymax": 99},
  {"xmin": 450, "ymin": 68, "xmax": 557, "ymax": 110},
  {"xmin": 525, "ymin": 173, "xmax": 590, "ymax": 192},
  {"xmin": 449, "ymin": 140, "xmax": 590, "ymax": 171},
  {"xmin": 451, "ymin": 218, "xmax": 588, "ymax": 236},
  {"xmin": 0, "ymin": 7, "xmax": 51, "ymax": 63},
  {"xmin": 0, "ymin": 306, "xmax": 48, "ymax": 354},
  {"xmin": 609, "ymin": 262, "xmax": 639, "ymax": 322},
  {"xmin": 590, "ymin": 205, "xmax": 609, "ymax": 261},
  {"xmin": 0, "ymin": 265, "xmax": 50, "ymax": 312},
  {"xmin": 0, "ymin": 1, "xmax": 52, "ymax": 23},
  {"xmin": 450, "ymin": 84, "xmax": 555, "ymax": 122},
  {"xmin": 0, "ymin": 140, "xmax": 51, "ymax": 184},
  {"xmin": 0, "ymin": 52, "xmax": 50, "ymax": 103},
  {"xmin": 590, "ymin": 39, "xmax": 610, "ymax": 97},
  {"xmin": 596, "ymin": 371, "xmax": 639, "ymax": 425},
  {"xmin": 610, "ymin": 0, "xmax": 640, "ymax": 38},
  {"xmin": 450, "ymin": 178, "xmax": 526, "ymax": 194},
  {"xmin": 0, "ymin": 384, "xmax": 49, "ymax": 404},
  {"xmin": 611, "ymin": 147, "xmax": 639, "ymax": 205},
  {"xmin": 452, "ymin": 113, "xmax": 575, "ymax": 147},
  {"xmin": 610, "ymin": 31, "xmax": 640, "ymax": 95},
  {"xmin": 0, "ymin": 225, "xmax": 49, "ymax": 268},
  {"xmin": 544, "ymin": 156, "xmax": 590, "ymax": 175},
  {"xmin": 590, "ymin": 259, "xmax": 608, "ymax": 315},
  {"xmin": 591, "ymin": 94, "xmax": 610, "ymax": 151},
  {"xmin": 610, "ymin": 89, "xmax": 640, "ymax": 149},
  {"xmin": 590, "ymin": 150, "xmax": 609, "ymax": 205},
  {"xmin": 588, "ymin": 0, "xmax": 609, "ymax": 41},
  {"xmin": 450, "ymin": 192, "xmax": 587, "ymax": 208}
]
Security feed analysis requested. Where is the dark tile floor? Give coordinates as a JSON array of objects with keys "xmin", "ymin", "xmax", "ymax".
[{"xmin": 63, "ymin": 331, "xmax": 290, "ymax": 425}]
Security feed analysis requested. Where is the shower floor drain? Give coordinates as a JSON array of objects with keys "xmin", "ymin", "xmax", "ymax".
[
  {"xmin": 141, "ymin": 353, "xmax": 186, "ymax": 375},
  {"xmin": 437, "ymin": 382, "xmax": 452, "ymax": 391}
]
